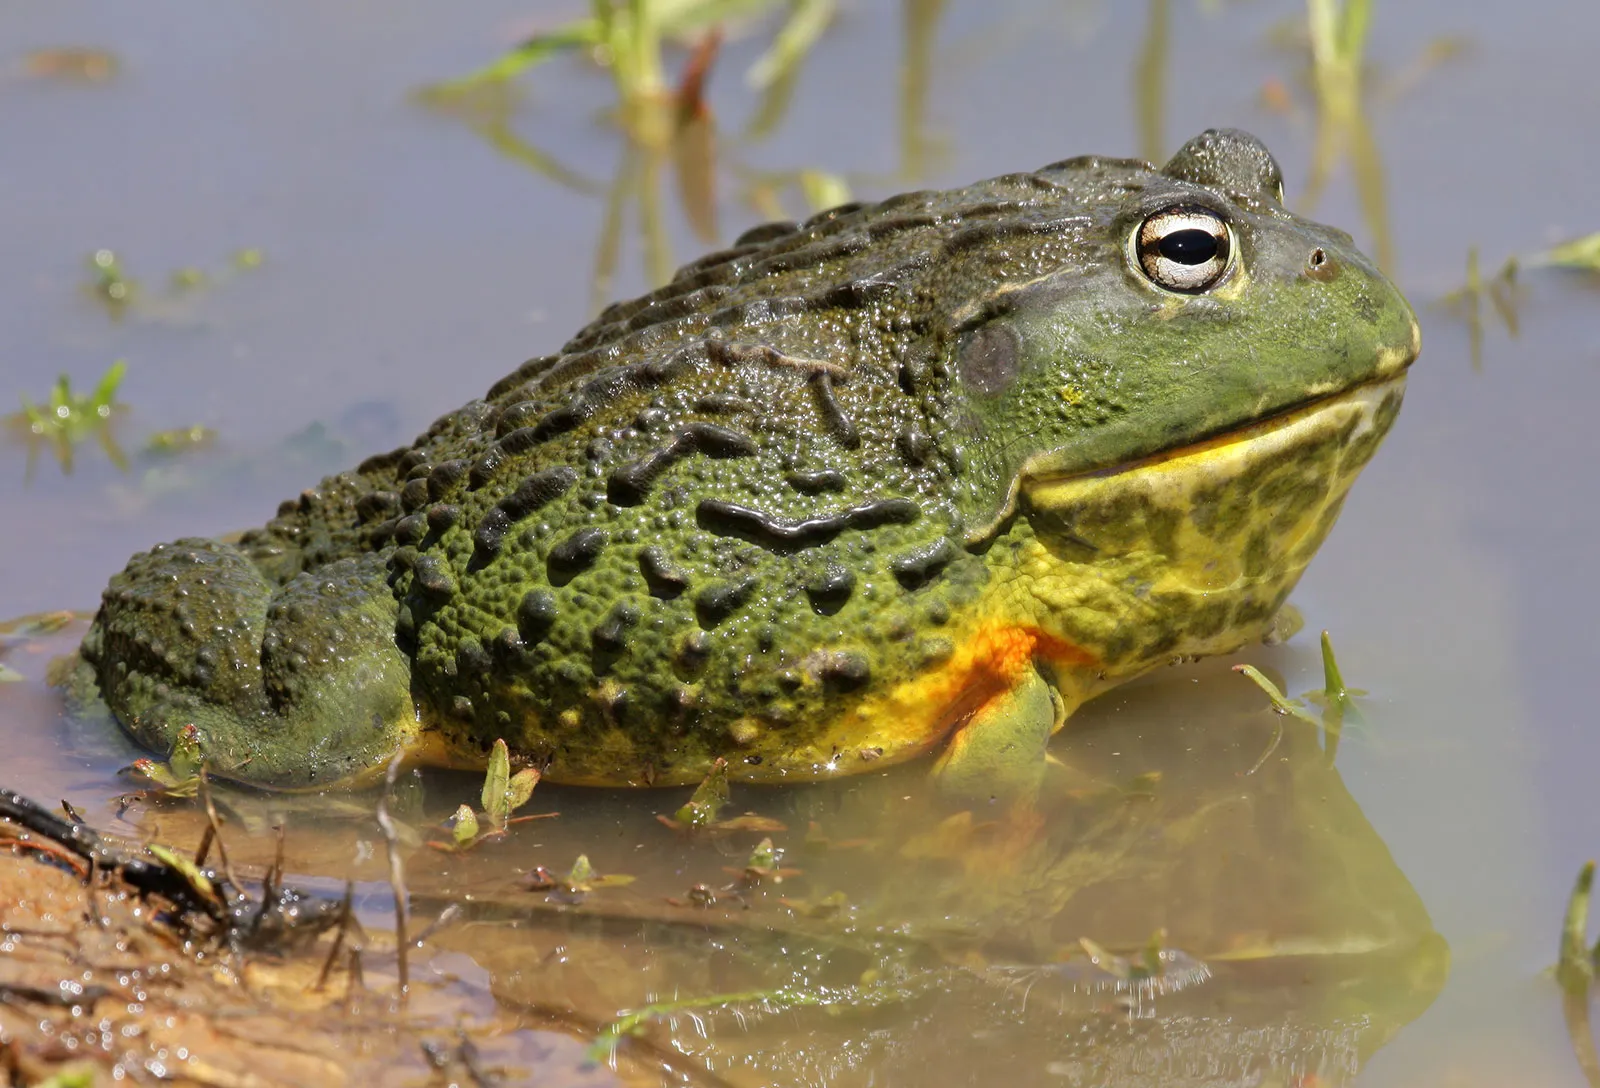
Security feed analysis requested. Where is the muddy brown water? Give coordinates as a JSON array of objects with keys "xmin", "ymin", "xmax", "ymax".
[{"xmin": 3, "ymin": 1, "xmax": 1599, "ymax": 1084}]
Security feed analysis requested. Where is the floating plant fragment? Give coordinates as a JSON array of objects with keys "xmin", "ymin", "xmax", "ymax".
[
  {"xmin": 523, "ymin": 854, "xmax": 635, "ymax": 903},
  {"xmin": 656, "ymin": 757, "xmax": 786, "ymax": 834},
  {"xmin": 429, "ymin": 738, "xmax": 550, "ymax": 851}
]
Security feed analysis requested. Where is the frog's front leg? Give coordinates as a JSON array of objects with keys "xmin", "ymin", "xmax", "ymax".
[{"xmin": 930, "ymin": 662, "xmax": 1069, "ymax": 802}]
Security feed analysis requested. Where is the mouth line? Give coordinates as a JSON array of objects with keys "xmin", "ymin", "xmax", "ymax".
[{"xmin": 1027, "ymin": 371, "xmax": 1409, "ymax": 488}]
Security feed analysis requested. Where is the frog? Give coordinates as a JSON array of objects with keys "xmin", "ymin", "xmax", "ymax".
[{"xmin": 73, "ymin": 129, "xmax": 1418, "ymax": 794}]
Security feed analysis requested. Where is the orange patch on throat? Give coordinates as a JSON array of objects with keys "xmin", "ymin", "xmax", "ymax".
[{"xmin": 931, "ymin": 624, "xmax": 1095, "ymax": 741}]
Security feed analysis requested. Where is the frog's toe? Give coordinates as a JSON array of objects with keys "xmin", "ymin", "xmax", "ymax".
[{"xmin": 82, "ymin": 540, "xmax": 417, "ymax": 788}]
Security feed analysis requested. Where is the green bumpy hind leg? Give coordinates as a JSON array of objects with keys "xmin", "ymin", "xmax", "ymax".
[
  {"xmin": 930, "ymin": 665, "xmax": 1065, "ymax": 802},
  {"xmin": 77, "ymin": 539, "xmax": 419, "ymax": 788}
]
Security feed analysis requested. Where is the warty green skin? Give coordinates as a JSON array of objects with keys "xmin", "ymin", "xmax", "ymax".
[{"xmin": 75, "ymin": 130, "xmax": 1418, "ymax": 789}]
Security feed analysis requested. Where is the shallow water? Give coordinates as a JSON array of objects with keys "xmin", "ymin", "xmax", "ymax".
[{"xmin": 3, "ymin": 1, "xmax": 1599, "ymax": 1084}]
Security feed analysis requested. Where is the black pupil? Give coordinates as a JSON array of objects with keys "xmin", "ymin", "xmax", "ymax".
[{"xmin": 1158, "ymin": 228, "xmax": 1219, "ymax": 265}]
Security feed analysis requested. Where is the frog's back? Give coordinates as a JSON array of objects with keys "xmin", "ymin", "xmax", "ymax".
[{"xmin": 195, "ymin": 163, "xmax": 1138, "ymax": 783}]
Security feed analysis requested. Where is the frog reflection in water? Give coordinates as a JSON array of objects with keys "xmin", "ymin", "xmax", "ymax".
[{"xmin": 75, "ymin": 129, "xmax": 1418, "ymax": 794}]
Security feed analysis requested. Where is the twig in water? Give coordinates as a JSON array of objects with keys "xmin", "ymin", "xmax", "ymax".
[
  {"xmin": 313, "ymin": 880, "xmax": 357, "ymax": 993},
  {"xmin": 0, "ymin": 786, "xmax": 226, "ymax": 922},
  {"xmin": 414, "ymin": 902, "xmax": 463, "ymax": 946},
  {"xmin": 197, "ymin": 771, "xmax": 243, "ymax": 892},
  {"xmin": 346, "ymin": 947, "xmax": 365, "ymax": 1007},
  {"xmin": 375, "ymin": 751, "xmax": 411, "ymax": 1002}
]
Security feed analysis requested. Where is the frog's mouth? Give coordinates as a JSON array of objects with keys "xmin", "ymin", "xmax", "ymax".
[
  {"xmin": 1037, "ymin": 374, "xmax": 1405, "ymax": 494},
  {"xmin": 982, "ymin": 373, "xmax": 1408, "ymax": 549}
]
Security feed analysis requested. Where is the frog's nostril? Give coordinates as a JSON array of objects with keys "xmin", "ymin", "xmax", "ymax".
[{"xmin": 1305, "ymin": 246, "xmax": 1338, "ymax": 281}]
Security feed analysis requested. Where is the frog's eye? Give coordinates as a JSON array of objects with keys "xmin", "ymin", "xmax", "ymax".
[{"xmin": 1132, "ymin": 205, "xmax": 1234, "ymax": 294}]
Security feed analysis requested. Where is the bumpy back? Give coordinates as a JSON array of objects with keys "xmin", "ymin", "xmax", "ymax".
[{"xmin": 232, "ymin": 160, "xmax": 1151, "ymax": 781}]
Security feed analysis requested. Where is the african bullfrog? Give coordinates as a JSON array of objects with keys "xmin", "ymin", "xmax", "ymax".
[{"xmin": 74, "ymin": 129, "xmax": 1419, "ymax": 792}]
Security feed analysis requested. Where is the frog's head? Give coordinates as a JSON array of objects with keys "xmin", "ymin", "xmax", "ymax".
[{"xmin": 951, "ymin": 129, "xmax": 1418, "ymax": 667}]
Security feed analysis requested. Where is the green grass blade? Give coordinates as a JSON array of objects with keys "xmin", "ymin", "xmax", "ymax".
[{"xmin": 1560, "ymin": 861, "xmax": 1596, "ymax": 998}]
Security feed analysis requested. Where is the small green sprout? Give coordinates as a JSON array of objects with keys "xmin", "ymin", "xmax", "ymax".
[
  {"xmin": 9, "ymin": 360, "xmax": 130, "ymax": 476},
  {"xmin": 668, "ymin": 836, "xmax": 801, "ymax": 907},
  {"xmin": 446, "ymin": 804, "xmax": 480, "ymax": 849},
  {"xmin": 656, "ymin": 757, "xmax": 786, "ymax": 834},
  {"xmin": 1233, "ymin": 663, "xmax": 1319, "ymax": 775},
  {"xmin": 1558, "ymin": 861, "xmax": 1600, "ymax": 1085},
  {"xmin": 669, "ymin": 756, "xmax": 729, "ymax": 829},
  {"xmin": 144, "ymin": 423, "xmax": 217, "ymax": 456},
  {"xmin": 233, "ymin": 247, "xmax": 264, "ymax": 270},
  {"xmin": 747, "ymin": 836, "xmax": 779, "ymax": 872},
  {"xmin": 1532, "ymin": 232, "xmax": 1600, "ymax": 274},
  {"xmin": 1300, "ymin": 630, "xmax": 1366, "ymax": 706},
  {"xmin": 87, "ymin": 248, "xmax": 134, "ymax": 308},
  {"xmin": 429, "ymin": 738, "xmax": 549, "ymax": 851},
  {"xmin": 523, "ymin": 853, "xmax": 635, "ymax": 900},
  {"xmin": 1236, "ymin": 630, "xmax": 1363, "ymax": 769},
  {"xmin": 17, "ymin": 360, "xmax": 126, "ymax": 435},
  {"xmin": 119, "ymin": 723, "xmax": 205, "ymax": 799},
  {"xmin": 481, "ymin": 737, "xmax": 542, "ymax": 830},
  {"xmin": 724, "ymin": 835, "xmax": 801, "ymax": 887},
  {"xmin": 1560, "ymin": 861, "xmax": 1599, "ymax": 997},
  {"xmin": 1232, "ymin": 664, "xmax": 1320, "ymax": 725}
]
